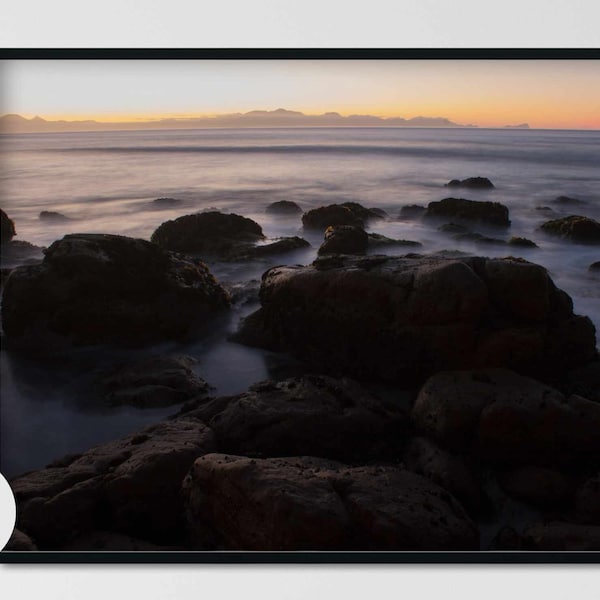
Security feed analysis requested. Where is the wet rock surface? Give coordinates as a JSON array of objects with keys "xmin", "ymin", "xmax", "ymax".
[
  {"xmin": 182, "ymin": 454, "xmax": 479, "ymax": 550},
  {"xmin": 425, "ymin": 198, "xmax": 510, "ymax": 227},
  {"xmin": 237, "ymin": 254, "xmax": 597, "ymax": 384},
  {"xmin": 181, "ymin": 375, "xmax": 408, "ymax": 462},
  {"xmin": 1, "ymin": 233, "xmax": 230, "ymax": 350},
  {"xmin": 98, "ymin": 355, "xmax": 212, "ymax": 408},
  {"xmin": 540, "ymin": 215, "xmax": 600, "ymax": 244}
]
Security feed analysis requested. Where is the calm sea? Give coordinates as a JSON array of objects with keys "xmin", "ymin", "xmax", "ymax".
[{"xmin": 1, "ymin": 127, "xmax": 599, "ymax": 476}]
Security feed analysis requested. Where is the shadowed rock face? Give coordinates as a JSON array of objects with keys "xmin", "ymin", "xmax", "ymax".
[
  {"xmin": 151, "ymin": 211, "xmax": 265, "ymax": 254},
  {"xmin": 1, "ymin": 233, "xmax": 230, "ymax": 350},
  {"xmin": 182, "ymin": 454, "xmax": 479, "ymax": 551},
  {"xmin": 11, "ymin": 419, "xmax": 216, "ymax": 548},
  {"xmin": 540, "ymin": 215, "xmax": 600, "ymax": 244},
  {"xmin": 425, "ymin": 198, "xmax": 510, "ymax": 227},
  {"xmin": 181, "ymin": 375, "xmax": 408, "ymax": 462},
  {"xmin": 1, "ymin": 208, "xmax": 17, "ymax": 243},
  {"xmin": 302, "ymin": 202, "xmax": 384, "ymax": 231},
  {"xmin": 237, "ymin": 254, "xmax": 597, "ymax": 384},
  {"xmin": 412, "ymin": 369, "xmax": 600, "ymax": 469}
]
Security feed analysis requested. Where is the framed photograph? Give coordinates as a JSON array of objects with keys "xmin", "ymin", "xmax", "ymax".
[{"xmin": 1, "ymin": 49, "xmax": 599, "ymax": 564}]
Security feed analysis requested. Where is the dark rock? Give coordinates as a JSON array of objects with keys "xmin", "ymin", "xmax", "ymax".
[
  {"xmin": 425, "ymin": 198, "xmax": 510, "ymax": 227},
  {"xmin": 151, "ymin": 197, "xmax": 182, "ymax": 208},
  {"xmin": 588, "ymin": 261, "xmax": 600, "ymax": 272},
  {"xmin": 399, "ymin": 205, "xmax": 426, "ymax": 220},
  {"xmin": 227, "ymin": 236, "xmax": 310, "ymax": 261},
  {"xmin": 1, "ymin": 208, "xmax": 16, "ymax": 243},
  {"xmin": 575, "ymin": 473, "xmax": 600, "ymax": 524},
  {"xmin": 553, "ymin": 195, "xmax": 585, "ymax": 205},
  {"xmin": 523, "ymin": 522, "xmax": 600, "ymax": 550},
  {"xmin": 536, "ymin": 206, "xmax": 555, "ymax": 212},
  {"xmin": 184, "ymin": 375, "xmax": 408, "ymax": 462},
  {"xmin": 1, "ymin": 233, "xmax": 230, "ymax": 350},
  {"xmin": 60, "ymin": 530, "xmax": 178, "ymax": 551},
  {"xmin": 151, "ymin": 211, "xmax": 264, "ymax": 255},
  {"xmin": 412, "ymin": 369, "xmax": 600, "ymax": 468},
  {"xmin": 340, "ymin": 201, "xmax": 387, "ymax": 222},
  {"xmin": 11, "ymin": 419, "xmax": 216, "ymax": 547},
  {"xmin": 367, "ymin": 233, "xmax": 422, "ymax": 248},
  {"xmin": 540, "ymin": 215, "xmax": 600, "ymax": 244},
  {"xmin": 39, "ymin": 211, "xmax": 70, "ymax": 221},
  {"xmin": 302, "ymin": 204, "xmax": 364, "ymax": 230},
  {"xmin": 445, "ymin": 177, "xmax": 495, "ymax": 189},
  {"xmin": 438, "ymin": 223, "xmax": 469, "ymax": 234},
  {"xmin": 266, "ymin": 200, "xmax": 302, "ymax": 215},
  {"xmin": 237, "ymin": 255, "xmax": 597, "ymax": 384},
  {"xmin": 98, "ymin": 355, "xmax": 211, "ymax": 408},
  {"xmin": 453, "ymin": 232, "xmax": 506, "ymax": 245},
  {"xmin": 498, "ymin": 466, "xmax": 575, "ymax": 508},
  {"xmin": 563, "ymin": 361, "xmax": 600, "ymax": 403},
  {"xmin": 508, "ymin": 237, "xmax": 538, "ymax": 248},
  {"xmin": 403, "ymin": 437, "xmax": 482, "ymax": 512},
  {"xmin": 183, "ymin": 454, "xmax": 479, "ymax": 550},
  {"xmin": 3, "ymin": 529, "xmax": 38, "ymax": 551},
  {"xmin": 318, "ymin": 225, "xmax": 368, "ymax": 255},
  {"xmin": 488, "ymin": 526, "xmax": 523, "ymax": 550}
]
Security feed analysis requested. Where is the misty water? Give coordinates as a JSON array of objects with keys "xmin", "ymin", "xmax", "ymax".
[{"xmin": 1, "ymin": 126, "xmax": 599, "ymax": 477}]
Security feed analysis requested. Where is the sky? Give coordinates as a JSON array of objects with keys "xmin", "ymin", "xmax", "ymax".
[{"xmin": 1, "ymin": 60, "xmax": 599, "ymax": 129}]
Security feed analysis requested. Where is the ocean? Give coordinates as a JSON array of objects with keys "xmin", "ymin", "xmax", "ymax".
[{"xmin": 1, "ymin": 126, "xmax": 599, "ymax": 477}]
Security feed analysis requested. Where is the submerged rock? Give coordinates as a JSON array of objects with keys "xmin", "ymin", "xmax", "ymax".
[
  {"xmin": 540, "ymin": 215, "xmax": 600, "ymax": 244},
  {"xmin": 11, "ymin": 419, "xmax": 216, "ymax": 548},
  {"xmin": 182, "ymin": 375, "xmax": 408, "ymax": 462},
  {"xmin": 425, "ymin": 198, "xmax": 510, "ymax": 227},
  {"xmin": 39, "ymin": 211, "xmax": 70, "ymax": 221},
  {"xmin": 412, "ymin": 369, "xmax": 600, "ymax": 468},
  {"xmin": 151, "ymin": 197, "xmax": 183, "ymax": 208},
  {"xmin": 589, "ymin": 261, "xmax": 600, "ymax": 272},
  {"xmin": 453, "ymin": 232, "xmax": 506, "ymax": 245},
  {"xmin": 227, "ymin": 236, "xmax": 310, "ymax": 261},
  {"xmin": 438, "ymin": 223, "xmax": 469, "ymax": 234},
  {"xmin": 318, "ymin": 225, "xmax": 368, "ymax": 255},
  {"xmin": 266, "ymin": 200, "xmax": 302, "ymax": 215},
  {"xmin": 553, "ymin": 195, "xmax": 585, "ymax": 205},
  {"xmin": 1, "ymin": 208, "xmax": 16, "ymax": 243},
  {"xmin": 151, "ymin": 211, "xmax": 265, "ymax": 255},
  {"xmin": 445, "ymin": 177, "xmax": 495, "ymax": 189},
  {"xmin": 508, "ymin": 236, "xmax": 538, "ymax": 248},
  {"xmin": 237, "ymin": 254, "xmax": 596, "ymax": 384},
  {"xmin": 1, "ymin": 233, "xmax": 230, "ymax": 349},
  {"xmin": 183, "ymin": 454, "xmax": 479, "ymax": 550},
  {"xmin": 98, "ymin": 355, "xmax": 211, "ymax": 408}
]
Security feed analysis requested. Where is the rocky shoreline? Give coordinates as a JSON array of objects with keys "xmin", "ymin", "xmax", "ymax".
[{"xmin": 1, "ymin": 185, "xmax": 599, "ymax": 553}]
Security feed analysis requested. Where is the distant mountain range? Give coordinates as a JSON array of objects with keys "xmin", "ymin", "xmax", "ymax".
[{"xmin": 0, "ymin": 109, "xmax": 478, "ymax": 133}]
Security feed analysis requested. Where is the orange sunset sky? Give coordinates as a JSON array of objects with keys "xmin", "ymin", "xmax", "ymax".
[{"xmin": 2, "ymin": 60, "xmax": 599, "ymax": 129}]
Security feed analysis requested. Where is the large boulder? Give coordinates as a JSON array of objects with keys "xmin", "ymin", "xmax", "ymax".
[
  {"xmin": 412, "ymin": 369, "xmax": 600, "ymax": 468},
  {"xmin": 425, "ymin": 198, "xmax": 510, "ymax": 227},
  {"xmin": 237, "ymin": 254, "xmax": 597, "ymax": 384},
  {"xmin": 0, "ymin": 240, "xmax": 45, "ymax": 268},
  {"xmin": 575, "ymin": 473, "xmax": 600, "ymax": 524},
  {"xmin": 523, "ymin": 522, "xmax": 600, "ymax": 551},
  {"xmin": 540, "ymin": 215, "xmax": 600, "ymax": 244},
  {"xmin": 302, "ymin": 202, "xmax": 383, "ymax": 230},
  {"xmin": 1, "ymin": 208, "xmax": 16, "ymax": 243},
  {"xmin": 399, "ymin": 205, "xmax": 426, "ymax": 220},
  {"xmin": 183, "ymin": 454, "xmax": 479, "ymax": 550},
  {"xmin": 4, "ymin": 529, "xmax": 38, "ymax": 551},
  {"xmin": 318, "ymin": 225, "xmax": 368, "ymax": 255},
  {"xmin": 150, "ymin": 211, "xmax": 265, "ymax": 255},
  {"xmin": 11, "ymin": 419, "xmax": 216, "ymax": 548},
  {"xmin": 1, "ymin": 233, "xmax": 230, "ymax": 349},
  {"xmin": 182, "ymin": 375, "xmax": 408, "ymax": 462},
  {"xmin": 445, "ymin": 177, "xmax": 495, "ymax": 189}
]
